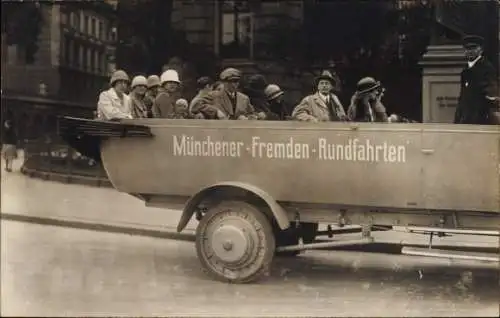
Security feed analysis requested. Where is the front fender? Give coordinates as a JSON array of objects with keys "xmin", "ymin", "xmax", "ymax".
[{"xmin": 176, "ymin": 181, "xmax": 291, "ymax": 232}]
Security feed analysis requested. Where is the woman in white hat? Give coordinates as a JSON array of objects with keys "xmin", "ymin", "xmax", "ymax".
[
  {"xmin": 152, "ymin": 69, "xmax": 182, "ymax": 118},
  {"xmin": 347, "ymin": 77, "xmax": 388, "ymax": 122},
  {"xmin": 264, "ymin": 84, "xmax": 291, "ymax": 120},
  {"xmin": 96, "ymin": 70, "xmax": 132, "ymax": 120},
  {"xmin": 130, "ymin": 75, "xmax": 149, "ymax": 118}
]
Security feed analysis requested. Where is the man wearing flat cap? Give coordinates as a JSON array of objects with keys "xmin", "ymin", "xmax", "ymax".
[
  {"xmin": 199, "ymin": 67, "xmax": 261, "ymax": 120},
  {"xmin": 292, "ymin": 70, "xmax": 348, "ymax": 122},
  {"xmin": 454, "ymin": 35, "xmax": 499, "ymax": 125}
]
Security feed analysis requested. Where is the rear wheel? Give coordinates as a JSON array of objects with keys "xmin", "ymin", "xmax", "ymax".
[{"xmin": 195, "ymin": 200, "xmax": 275, "ymax": 283}]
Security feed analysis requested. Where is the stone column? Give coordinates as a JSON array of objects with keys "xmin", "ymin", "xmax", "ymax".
[{"xmin": 419, "ymin": 45, "xmax": 465, "ymax": 123}]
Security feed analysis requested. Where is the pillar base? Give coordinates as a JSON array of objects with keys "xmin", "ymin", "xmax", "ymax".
[{"xmin": 419, "ymin": 45, "xmax": 466, "ymax": 123}]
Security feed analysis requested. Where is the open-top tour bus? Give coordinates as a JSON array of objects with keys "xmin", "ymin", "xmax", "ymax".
[{"xmin": 59, "ymin": 116, "xmax": 500, "ymax": 283}]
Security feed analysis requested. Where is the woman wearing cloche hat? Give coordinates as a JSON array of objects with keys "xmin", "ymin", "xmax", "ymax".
[{"xmin": 347, "ymin": 77, "xmax": 389, "ymax": 122}]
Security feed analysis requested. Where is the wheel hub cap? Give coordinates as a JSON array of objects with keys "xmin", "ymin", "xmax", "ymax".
[{"xmin": 211, "ymin": 225, "xmax": 252, "ymax": 263}]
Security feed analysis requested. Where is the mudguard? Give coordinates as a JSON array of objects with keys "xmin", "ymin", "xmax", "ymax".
[{"xmin": 177, "ymin": 181, "xmax": 291, "ymax": 232}]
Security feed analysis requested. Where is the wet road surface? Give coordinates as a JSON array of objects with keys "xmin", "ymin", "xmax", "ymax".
[{"xmin": 2, "ymin": 220, "xmax": 499, "ymax": 317}]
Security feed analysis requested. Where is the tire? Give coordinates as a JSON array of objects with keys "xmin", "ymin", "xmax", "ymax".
[
  {"xmin": 275, "ymin": 222, "xmax": 319, "ymax": 257},
  {"xmin": 195, "ymin": 200, "xmax": 276, "ymax": 283}
]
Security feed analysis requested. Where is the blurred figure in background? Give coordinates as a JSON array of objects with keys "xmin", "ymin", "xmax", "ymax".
[
  {"xmin": 97, "ymin": 70, "xmax": 132, "ymax": 120},
  {"xmin": 130, "ymin": 75, "xmax": 149, "ymax": 118},
  {"xmin": 2, "ymin": 118, "xmax": 17, "ymax": 172}
]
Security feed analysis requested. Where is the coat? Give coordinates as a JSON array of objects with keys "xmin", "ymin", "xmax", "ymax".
[
  {"xmin": 347, "ymin": 98, "xmax": 388, "ymax": 122},
  {"xmin": 207, "ymin": 90, "xmax": 257, "ymax": 120},
  {"xmin": 130, "ymin": 94, "xmax": 148, "ymax": 119},
  {"xmin": 292, "ymin": 92, "xmax": 347, "ymax": 122},
  {"xmin": 454, "ymin": 57, "xmax": 498, "ymax": 125},
  {"xmin": 143, "ymin": 91, "xmax": 157, "ymax": 118},
  {"xmin": 96, "ymin": 88, "xmax": 132, "ymax": 120},
  {"xmin": 152, "ymin": 89, "xmax": 181, "ymax": 118}
]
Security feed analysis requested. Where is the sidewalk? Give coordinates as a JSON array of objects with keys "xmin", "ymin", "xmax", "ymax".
[
  {"xmin": 1, "ymin": 154, "xmax": 498, "ymax": 249},
  {"xmin": 1, "ymin": 154, "xmax": 198, "ymax": 238}
]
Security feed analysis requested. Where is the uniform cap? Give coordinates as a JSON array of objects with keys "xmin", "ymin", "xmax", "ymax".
[
  {"xmin": 131, "ymin": 75, "xmax": 148, "ymax": 89},
  {"xmin": 264, "ymin": 84, "xmax": 284, "ymax": 101},
  {"xmin": 220, "ymin": 68, "xmax": 241, "ymax": 81},
  {"xmin": 160, "ymin": 69, "xmax": 181, "ymax": 84},
  {"xmin": 462, "ymin": 34, "xmax": 484, "ymax": 49},
  {"xmin": 110, "ymin": 70, "xmax": 130, "ymax": 85},
  {"xmin": 146, "ymin": 75, "xmax": 161, "ymax": 88}
]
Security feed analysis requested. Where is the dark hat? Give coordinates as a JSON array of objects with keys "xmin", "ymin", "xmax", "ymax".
[
  {"xmin": 314, "ymin": 70, "xmax": 336, "ymax": 86},
  {"xmin": 462, "ymin": 35, "xmax": 484, "ymax": 49},
  {"xmin": 356, "ymin": 77, "xmax": 381, "ymax": 95},
  {"xmin": 247, "ymin": 74, "xmax": 268, "ymax": 91},
  {"xmin": 196, "ymin": 76, "xmax": 214, "ymax": 89}
]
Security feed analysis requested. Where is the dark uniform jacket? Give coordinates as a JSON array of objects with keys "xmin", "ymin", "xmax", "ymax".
[{"xmin": 454, "ymin": 57, "xmax": 498, "ymax": 125}]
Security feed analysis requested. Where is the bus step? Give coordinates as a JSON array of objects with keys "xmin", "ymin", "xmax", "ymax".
[{"xmin": 401, "ymin": 246, "xmax": 500, "ymax": 262}]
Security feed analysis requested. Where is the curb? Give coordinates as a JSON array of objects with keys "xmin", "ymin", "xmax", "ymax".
[
  {"xmin": 1, "ymin": 213, "xmax": 196, "ymax": 242},
  {"xmin": 20, "ymin": 165, "xmax": 113, "ymax": 188}
]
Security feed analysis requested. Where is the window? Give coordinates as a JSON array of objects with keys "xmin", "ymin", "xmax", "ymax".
[
  {"xmin": 219, "ymin": 1, "xmax": 253, "ymax": 59},
  {"xmin": 91, "ymin": 18, "xmax": 97, "ymax": 37},
  {"xmin": 64, "ymin": 37, "xmax": 71, "ymax": 65},
  {"xmin": 93, "ymin": 50, "xmax": 101, "ymax": 73},
  {"xmin": 69, "ymin": 12, "xmax": 76, "ymax": 28},
  {"xmin": 99, "ymin": 21, "xmax": 104, "ymax": 40},
  {"xmin": 84, "ymin": 15, "xmax": 89, "ymax": 34},
  {"xmin": 101, "ymin": 52, "xmax": 107, "ymax": 74},
  {"xmin": 78, "ymin": 44, "xmax": 83, "ymax": 68}
]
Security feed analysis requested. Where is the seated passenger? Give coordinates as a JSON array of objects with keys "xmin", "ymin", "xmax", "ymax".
[
  {"xmin": 347, "ymin": 77, "xmax": 388, "ymax": 122},
  {"xmin": 292, "ymin": 70, "xmax": 348, "ymax": 122},
  {"xmin": 243, "ymin": 74, "xmax": 270, "ymax": 115},
  {"xmin": 144, "ymin": 75, "xmax": 161, "ymax": 118},
  {"xmin": 152, "ymin": 69, "xmax": 182, "ymax": 118},
  {"xmin": 204, "ymin": 68, "xmax": 265, "ymax": 120},
  {"xmin": 264, "ymin": 84, "xmax": 292, "ymax": 120},
  {"xmin": 189, "ymin": 76, "xmax": 215, "ymax": 118},
  {"xmin": 97, "ymin": 70, "xmax": 132, "ymax": 121},
  {"xmin": 167, "ymin": 99, "xmax": 193, "ymax": 119},
  {"xmin": 130, "ymin": 75, "xmax": 149, "ymax": 118}
]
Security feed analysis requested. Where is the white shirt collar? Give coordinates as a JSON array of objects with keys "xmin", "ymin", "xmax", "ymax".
[
  {"xmin": 468, "ymin": 55, "xmax": 482, "ymax": 68},
  {"xmin": 319, "ymin": 93, "xmax": 329, "ymax": 101}
]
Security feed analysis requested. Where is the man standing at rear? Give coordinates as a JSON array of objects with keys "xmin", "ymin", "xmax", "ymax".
[{"xmin": 454, "ymin": 35, "xmax": 499, "ymax": 125}]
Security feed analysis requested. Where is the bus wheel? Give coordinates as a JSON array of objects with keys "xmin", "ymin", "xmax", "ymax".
[{"xmin": 195, "ymin": 200, "xmax": 276, "ymax": 283}]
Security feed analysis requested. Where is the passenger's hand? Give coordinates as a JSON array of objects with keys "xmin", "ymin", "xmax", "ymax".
[
  {"xmin": 238, "ymin": 115, "xmax": 249, "ymax": 120},
  {"xmin": 307, "ymin": 117, "xmax": 318, "ymax": 123},
  {"xmin": 216, "ymin": 110, "xmax": 227, "ymax": 119}
]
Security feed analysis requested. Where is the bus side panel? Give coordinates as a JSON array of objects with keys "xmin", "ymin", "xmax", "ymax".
[
  {"xmin": 101, "ymin": 123, "xmax": 425, "ymax": 210},
  {"xmin": 422, "ymin": 128, "xmax": 500, "ymax": 213}
]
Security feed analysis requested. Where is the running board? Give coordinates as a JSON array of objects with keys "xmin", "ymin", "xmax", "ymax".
[
  {"xmin": 275, "ymin": 237, "xmax": 374, "ymax": 252},
  {"xmin": 406, "ymin": 226, "xmax": 500, "ymax": 237},
  {"xmin": 402, "ymin": 246, "xmax": 500, "ymax": 263}
]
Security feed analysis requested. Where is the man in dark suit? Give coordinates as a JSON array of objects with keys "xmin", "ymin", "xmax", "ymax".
[{"xmin": 454, "ymin": 35, "xmax": 499, "ymax": 125}]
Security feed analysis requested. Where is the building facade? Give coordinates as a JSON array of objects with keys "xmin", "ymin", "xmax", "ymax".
[{"xmin": 1, "ymin": 1, "xmax": 117, "ymax": 106}]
